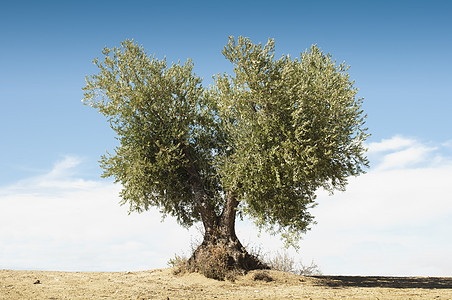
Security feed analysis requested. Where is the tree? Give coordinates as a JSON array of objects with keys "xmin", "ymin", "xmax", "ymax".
[{"xmin": 82, "ymin": 36, "xmax": 369, "ymax": 273}]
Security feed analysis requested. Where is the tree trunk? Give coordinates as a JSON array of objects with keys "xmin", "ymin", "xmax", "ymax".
[
  {"xmin": 189, "ymin": 191, "xmax": 268, "ymax": 277},
  {"xmin": 182, "ymin": 145, "xmax": 266, "ymax": 277}
]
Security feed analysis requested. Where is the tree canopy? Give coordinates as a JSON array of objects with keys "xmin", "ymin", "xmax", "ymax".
[{"xmin": 82, "ymin": 36, "xmax": 368, "ymax": 247}]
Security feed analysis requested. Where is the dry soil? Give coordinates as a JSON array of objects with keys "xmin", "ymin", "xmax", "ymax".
[{"xmin": 1, "ymin": 268, "xmax": 451, "ymax": 299}]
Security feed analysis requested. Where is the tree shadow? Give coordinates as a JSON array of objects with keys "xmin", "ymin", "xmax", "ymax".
[{"xmin": 310, "ymin": 276, "xmax": 452, "ymax": 289}]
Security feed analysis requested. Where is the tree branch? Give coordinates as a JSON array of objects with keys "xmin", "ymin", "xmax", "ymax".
[
  {"xmin": 220, "ymin": 190, "xmax": 238, "ymax": 236},
  {"xmin": 181, "ymin": 144, "xmax": 218, "ymax": 231}
]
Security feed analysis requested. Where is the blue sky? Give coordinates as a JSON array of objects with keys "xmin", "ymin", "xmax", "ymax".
[{"xmin": 1, "ymin": 0, "xmax": 451, "ymax": 276}]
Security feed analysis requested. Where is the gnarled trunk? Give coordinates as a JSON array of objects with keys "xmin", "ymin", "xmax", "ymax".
[
  {"xmin": 183, "ymin": 145, "xmax": 266, "ymax": 275},
  {"xmin": 189, "ymin": 191, "xmax": 267, "ymax": 274}
]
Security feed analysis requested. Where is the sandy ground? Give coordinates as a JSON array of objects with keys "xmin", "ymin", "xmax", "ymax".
[{"xmin": 1, "ymin": 268, "xmax": 451, "ymax": 299}]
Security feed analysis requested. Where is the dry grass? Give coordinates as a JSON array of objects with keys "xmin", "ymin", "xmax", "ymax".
[
  {"xmin": 193, "ymin": 243, "xmax": 230, "ymax": 280},
  {"xmin": 169, "ymin": 242, "xmax": 238, "ymax": 281},
  {"xmin": 265, "ymin": 250, "xmax": 322, "ymax": 276},
  {"xmin": 169, "ymin": 243, "xmax": 321, "ymax": 281},
  {"xmin": 1, "ymin": 268, "xmax": 451, "ymax": 299}
]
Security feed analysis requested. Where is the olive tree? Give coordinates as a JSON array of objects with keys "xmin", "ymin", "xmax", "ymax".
[{"xmin": 82, "ymin": 36, "xmax": 369, "ymax": 271}]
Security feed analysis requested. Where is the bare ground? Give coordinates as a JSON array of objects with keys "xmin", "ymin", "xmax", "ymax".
[{"xmin": 1, "ymin": 268, "xmax": 451, "ymax": 299}]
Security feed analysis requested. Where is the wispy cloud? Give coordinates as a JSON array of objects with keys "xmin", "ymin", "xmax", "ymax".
[
  {"xmin": 367, "ymin": 136, "xmax": 441, "ymax": 171},
  {"xmin": 3, "ymin": 156, "xmax": 98, "ymax": 194},
  {"xmin": 367, "ymin": 135, "xmax": 417, "ymax": 153},
  {"xmin": 442, "ymin": 140, "xmax": 452, "ymax": 149}
]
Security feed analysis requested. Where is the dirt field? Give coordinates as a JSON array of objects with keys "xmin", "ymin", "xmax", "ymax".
[{"xmin": 1, "ymin": 268, "xmax": 451, "ymax": 299}]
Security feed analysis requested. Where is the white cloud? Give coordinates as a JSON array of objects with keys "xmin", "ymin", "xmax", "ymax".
[
  {"xmin": 0, "ymin": 156, "xmax": 198, "ymax": 271},
  {"xmin": 1, "ymin": 138, "xmax": 452, "ymax": 276},
  {"xmin": 376, "ymin": 145, "xmax": 436, "ymax": 170},
  {"xmin": 367, "ymin": 135, "xmax": 416, "ymax": 153},
  {"xmin": 441, "ymin": 140, "xmax": 452, "ymax": 148},
  {"xmin": 295, "ymin": 138, "xmax": 452, "ymax": 276},
  {"xmin": 4, "ymin": 156, "xmax": 99, "ymax": 194},
  {"xmin": 367, "ymin": 136, "xmax": 440, "ymax": 171}
]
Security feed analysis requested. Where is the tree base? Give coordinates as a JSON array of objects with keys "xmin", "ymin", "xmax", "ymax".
[{"xmin": 187, "ymin": 233, "xmax": 268, "ymax": 280}]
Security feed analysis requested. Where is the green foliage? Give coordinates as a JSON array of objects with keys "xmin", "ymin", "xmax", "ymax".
[
  {"xmin": 213, "ymin": 37, "xmax": 368, "ymax": 245},
  {"xmin": 82, "ymin": 37, "xmax": 369, "ymax": 246},
  {"xmin": 83, "ymin": 40, "xmax": 223, "ymax": 226}
]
